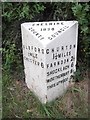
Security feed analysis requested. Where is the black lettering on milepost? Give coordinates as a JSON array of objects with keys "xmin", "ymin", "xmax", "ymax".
[
  {"xmin": 47, "ymin": 67, "xmax": 62, "ymax": 76},
  {"xmin": 46, "ymin": 59, "xmax": 69, "ymax": 69},
  {"xmin": 28, "ymin": 52, "xmax": 38, "ymax": 59},
  {"xmin": 23, "ymin": 56, "xmax": 45, "ymax": 68},
  {"xmin": 46, "ymin": 49, "xmax": 49, "ymax": 54},
  {"xmin": 47, "ymin": 77, "xmax": 68, "ymax": 90},
  {"xmin": 46, "ymin": 71, "xmax": 69, "ymax": 83},
  {"xmin": 52, "ymin": 53, "xmax": 62, "ymax": 60},
  {"xmin": 47, "ymin": 64, "xmax": 69, "ymax": 77},
  {"xmin": 41, "ymin": 62, "xmax": 44, "ymax": 68}
]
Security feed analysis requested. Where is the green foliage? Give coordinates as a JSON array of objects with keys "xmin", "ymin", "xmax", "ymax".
[
  {"xmin": 71, "ymin": 61, "xmax": 87, "ymax": 82},
  {"xmin": 3, "ymin": 43, "xmax": 17, "ymax": 70},
  {"xmin": 2, "ymin": 3, "xmax": 45, "ymax": 22},
  {"xmin": 2, "ymin": 2, "xmax": 45, "ymax": 72},
  {"xmin": 0, "ymin": 48, "xmax": 2, "ymax": 54},
  {"xmin": 52, "ymin": 3, "xmax": 73, "ymax": 20},
  {"xmin": 72, "ymin": 3, "xmax": 90, "ymax": 64},
  {"xmin": 73, "ymin": 69, "xmax": 82, "ymax": 82}
]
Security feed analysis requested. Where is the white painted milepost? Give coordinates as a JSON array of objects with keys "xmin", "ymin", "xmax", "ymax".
[{"xmin": 21, "ymin": 21, "xmax": 78, "ymax": 103}]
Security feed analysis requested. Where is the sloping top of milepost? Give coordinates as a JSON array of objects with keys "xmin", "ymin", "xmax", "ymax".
[{"xmin": 21, "ymin": 21, "xmax": 78, "ymax": 47}]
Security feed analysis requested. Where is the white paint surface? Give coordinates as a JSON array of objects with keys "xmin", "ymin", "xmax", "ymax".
[{"xmin": 21, "ymin": 21, "xmax": 78, "ymax": 103}]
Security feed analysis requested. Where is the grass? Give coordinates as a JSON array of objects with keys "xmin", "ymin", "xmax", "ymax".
[
  {"xmin": 0, "ymin": 78, "xmax": 2, "ymax": 120},
  {"xmin": 2, "ymin": 70, "xmax": 88, "ymax": 119},
  {"xmin": 0, "ymin": 64, "xmax": 2, "ymax": 119}
]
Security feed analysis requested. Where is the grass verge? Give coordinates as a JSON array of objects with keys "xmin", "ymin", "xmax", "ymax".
[{"xmin": 2, "ymin": 70, "xmax": 88, "ymax": 118}]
